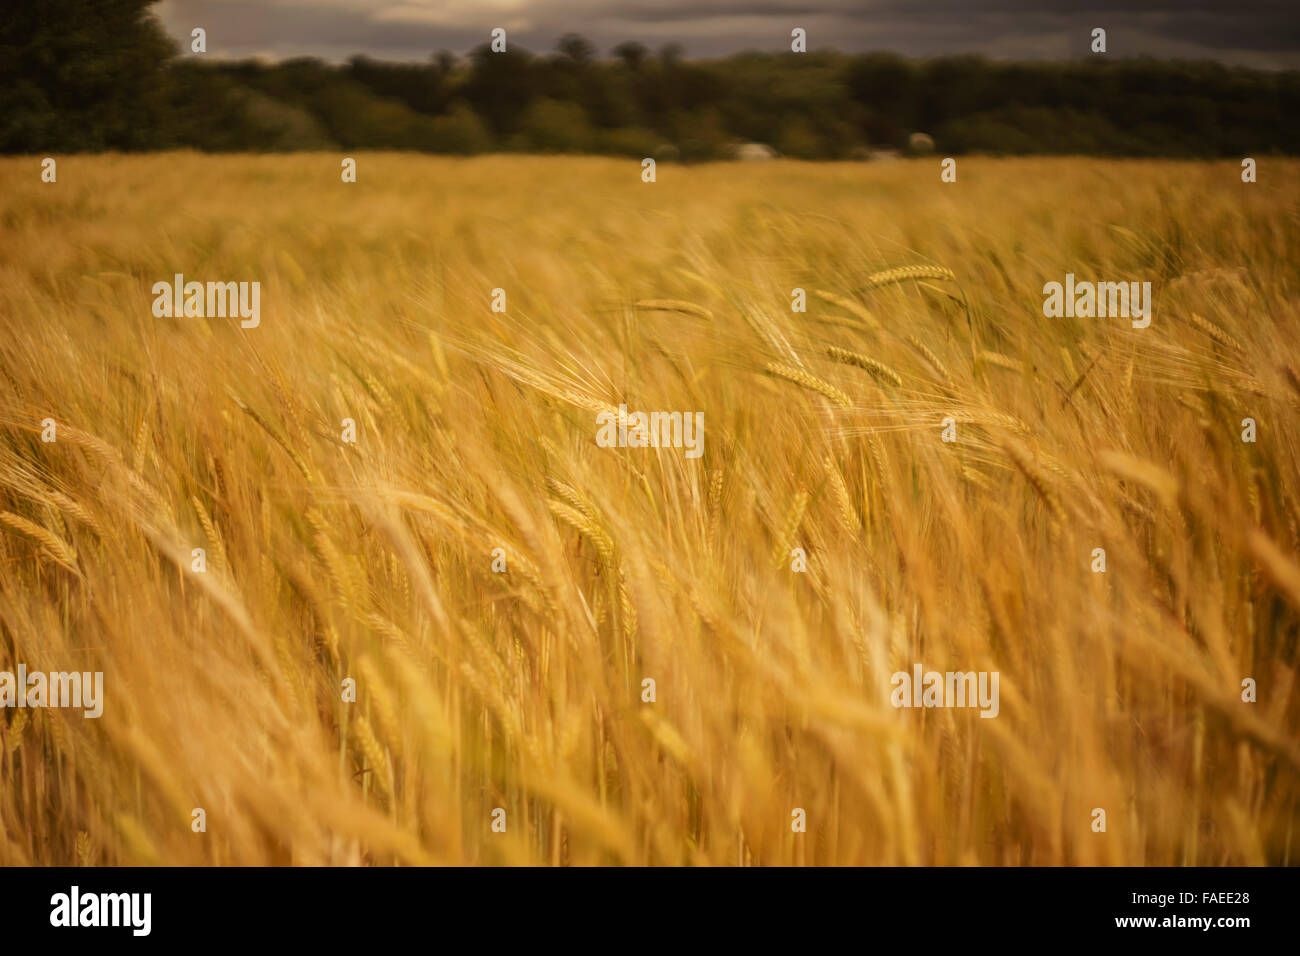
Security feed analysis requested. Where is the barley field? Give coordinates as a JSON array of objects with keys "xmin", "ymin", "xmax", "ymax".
[{"xmin": 0, "ymin": 154, "xmax": 1298, "ymax": 866}]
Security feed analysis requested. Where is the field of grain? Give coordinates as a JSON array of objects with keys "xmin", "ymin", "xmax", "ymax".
[{"xmin": 0, "ymin": 154, "xmax": 1297, "ymax": 865}]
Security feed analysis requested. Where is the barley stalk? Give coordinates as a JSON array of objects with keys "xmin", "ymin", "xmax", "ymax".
[{"xmin": 635, "ymin": 299, "xmax": 714, "ymax": 321}]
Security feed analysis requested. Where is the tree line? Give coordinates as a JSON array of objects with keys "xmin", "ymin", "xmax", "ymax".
[{"xmin": 3, "ymin": 0, "xmax": 1296, "ymax": 158}]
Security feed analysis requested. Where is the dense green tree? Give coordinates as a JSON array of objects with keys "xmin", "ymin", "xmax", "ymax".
[
  {"xmin": 0, "ymin": 0, "xmax": 176, "ymax": 151},
  {"xmin": 613, "ymin": 42, "xmax": 649, "ymax": 71},
  {"xmin": 461, "ymin": 44, "xmax": 537, "ymax": 136},
  {"xmin": 556, "ymin": 34, "xmax": 596, "ymax": 66}
]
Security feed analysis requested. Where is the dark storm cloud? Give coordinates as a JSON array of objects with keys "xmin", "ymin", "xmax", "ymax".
[
  {"xmin": 867, "ymin": 0, "xmax": 1300, "ymax": 53},
  {"xmin": 614, "ymin": 1, "xmax": 822, "ymax": 22},
  {"xmin": 153, "ymin": 0, "xmax": 1300, "ymax": 66}
]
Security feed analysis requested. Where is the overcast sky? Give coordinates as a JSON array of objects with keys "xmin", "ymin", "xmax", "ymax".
[{"xmin": 154, "ymin": 0, "xmax": 1300, "ymax": 68}]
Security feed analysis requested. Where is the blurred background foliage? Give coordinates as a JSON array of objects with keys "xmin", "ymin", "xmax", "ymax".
[{"xmin": 2, "ymin": 1, "xmax": 1297, "ymax": 157}]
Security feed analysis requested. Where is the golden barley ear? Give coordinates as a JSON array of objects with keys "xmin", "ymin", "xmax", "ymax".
[
  {"xmin": 851, "ymin": 264, "xmax": 971, "ymax": 338},
  {"xmin": 771, "ymin": 488, "xmax": 810, "ymax": 566},
  {"xmin": 852, "ymin": 264, "xmax": 957, "ymax": 292},
  {"xmin": 0, "ymin": 511, "xmax": 79, "ymax": 574},
  {"xmin": 824, "ymin": 456, "xmax": 860, "ymax": 534},
  {"xmin": 763, "ymin": 362, "xmax": 851, "ymax": 408},
  {"xmin": 618, "ymin": 566, "xmax": 639, "ymax": 644},
  {"xmin": 76, "ymin": 830, "xmax": 93, "ymax": 867},
  {"xmin": 1001, "ymin": 440, "xmax": 1067, "ymax": 523},
  {"xmin": 352, "ymin": 714, "xmax": 393, "ymax": 801},
  {"xmin": 977, "ymin": 349, "xmax": 1026, "ymax": 373},
  {"xmin": 5, "ymin": 709, "xmax": 29, "ymax": 754},
  {"xmin": 810, "ymin": 289, "xmax": 880, "ymax": 329},
  {"xmin": 131, "ymin": 409, "xmax": 150, "ymax": 473},
  {"xmin": 1187, "ymin": 312, "xmax": 1245, "ymax": 352},
  {"xmin": 905, "ymin": 335, "xmax": 955, "ymax": 387},
  {"xmin": 825, "ymin": 346, "xmax": 904, "ymax": 387},
  {"xmin": 45, "ymin": 488, "xmax": 106, "ymax": 538},
  {"xmin": 547, "ymin": 498, "xmax": 616, "ymax": 566},
  {"xmin": 191, "ymin": 494, "xmax": 227, "ymax": 575}
]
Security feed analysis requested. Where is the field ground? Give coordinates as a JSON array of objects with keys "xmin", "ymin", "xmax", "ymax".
[{"xmin": 0, "ymin": 154, "xmax": 1298, "ymax": 865}]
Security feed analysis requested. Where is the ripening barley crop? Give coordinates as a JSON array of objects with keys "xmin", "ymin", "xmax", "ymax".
[{"xmin": 0, "ymin": 154, "xmax": 1297, "ymax": 865}]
